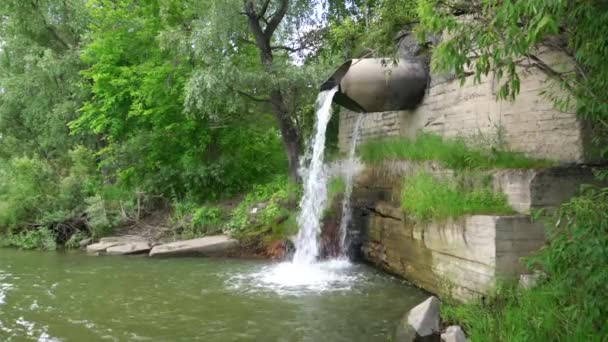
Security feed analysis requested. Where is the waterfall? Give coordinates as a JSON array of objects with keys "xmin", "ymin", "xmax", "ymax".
[
  {"xmin": 293, "ymin": 86, "xmax": 338, "ymax": 265},
  {"xmin": 245, "ymin": 86, "xmax": 357, "ymax": 293},
  {"xmin": 338, "ymin": 114, "xmax": 364, "ymax": 256}
]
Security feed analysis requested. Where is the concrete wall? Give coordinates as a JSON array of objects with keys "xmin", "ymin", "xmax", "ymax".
[
  {"xmin": 338, "ymin": 48, "xmax": 597, "ymax": 163},
  {"xmin": 362, "ymin": 205, "xmax": 545, "ymax": 301},
  {"xmin": 344, "ymin": 162, "xmax": 606, "ymax": 302}
]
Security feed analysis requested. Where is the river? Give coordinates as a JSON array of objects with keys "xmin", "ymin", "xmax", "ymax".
[{"xmin": 0, "ymin": 249, "xmax": 427, "ymax": 341}]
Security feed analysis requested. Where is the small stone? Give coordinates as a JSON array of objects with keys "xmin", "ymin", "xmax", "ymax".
[
  {"xmin": 396, "ymin": 296, "xmax": 441, "ymax": 341},
  {"xmin": 519, "ymin": 271, "xmax": 546, "ymax": 289},
  {"xmin": 441, "ymin": 325, "xmax": 466, "ymax": 342}
]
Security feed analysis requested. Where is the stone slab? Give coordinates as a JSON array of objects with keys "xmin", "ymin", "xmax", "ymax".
[
  {"xmin": 149, "ymin": 235, "xmax": 238, "ymax": 257},
  {"xmin": 106, "ymin": 242, "xmax": 151, "ymax": 255}
]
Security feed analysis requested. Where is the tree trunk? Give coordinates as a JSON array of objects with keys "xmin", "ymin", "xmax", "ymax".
[
  {"xmin": 244, "ymin": 0, "xmax": 302, "ymax": 181},
  {"xmin": 269, "ymin": 89, "xmax": 302, "ymax": 180}
]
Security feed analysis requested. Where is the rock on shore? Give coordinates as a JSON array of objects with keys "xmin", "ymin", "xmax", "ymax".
[{"xmin": 148, "ymin": 235, "xmax": 238, "ymax": 257}]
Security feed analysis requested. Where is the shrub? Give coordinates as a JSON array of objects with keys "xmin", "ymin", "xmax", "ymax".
[
  {"xmin": 65, "ymin": 231, "xmax": 89, "ymax": 249},
  {"xmin": 3, "ymin": 228, "xmax": 58, "ymax": 250},
  {"xmin": 359, "ymin": 133, "xmax": 552, "ymax": 170},
  {"xmin": 228, "ymin": 175, "xmax": 299, "ymax": 241},
  {"xmin": 402, "ymin": 172, "xmax": 513, "ymax": 222},
  {"xmin": 178, "ymin": 205, "xmax": 224, "ymax": 239}
]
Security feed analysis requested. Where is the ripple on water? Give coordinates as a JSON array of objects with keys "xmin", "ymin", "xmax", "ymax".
[
  {"xmin": 0, "ymin": 272, "xmax": 13, "ymax": 305},
  {"xmin": 228, "ymin": 259, "xmax": 363, "ymax": 296}
]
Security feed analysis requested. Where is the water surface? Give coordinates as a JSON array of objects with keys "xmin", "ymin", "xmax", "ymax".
[{"xmin": 0, "ymin": 249, "xmax": 427, "ymax": 341}]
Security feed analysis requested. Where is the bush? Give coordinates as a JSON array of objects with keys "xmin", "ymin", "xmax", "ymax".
[
  {"xmin": 2, "ymin": 228, "xmax": 58, "ymax": 250},
  {"xmin": 359, "ymin": 133, "xmax": 552, "ymax": 170},
  {"xmin": 182, "ymin": 205, "xmax": 224, "ymax": 238},
  {"xmin": 228, "ymin": 175, "xmax": 299, "ymax": 241},
  {"xmin": 65, "ymin": 231, "xmax": 89, "ymax": 249},
  {"xmin": 402, "ymin": 172, "xmax": 513, "ymax": 222}
]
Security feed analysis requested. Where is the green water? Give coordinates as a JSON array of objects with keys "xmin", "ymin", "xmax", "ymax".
[{"xmin": 0, "ymin": 249, "xmax": 427, "ymax": 341}]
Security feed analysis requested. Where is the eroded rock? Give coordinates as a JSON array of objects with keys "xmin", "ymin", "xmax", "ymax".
[
  {"xmin": 441, "ymin": 326, "xmax": 466, "ymax": 342},
  {"xmin": 396, "ymin": 296, "xmax": 441, "ymax": 341},
  {"xmin": 149, "ymin": 235, "xmax": 238, "ymax": 257}
]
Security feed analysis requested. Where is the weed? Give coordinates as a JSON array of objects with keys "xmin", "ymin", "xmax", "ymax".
[{"xmin": 402, "ymin": 172, "xmax": 513, "ymax": 222}]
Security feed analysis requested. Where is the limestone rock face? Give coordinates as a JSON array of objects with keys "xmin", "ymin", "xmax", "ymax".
[
  {"xmin": 149, "ymin": 235, "xmax": 238, "ymax": 257},
  {"xmin": 396, "ymin": 296, "xmax": 441, "ymax": 341},
  {"xmin": 441, "ymin": 326, "xmax": 466, "ymax": 342},
  {"xmin": 106, "ymin": 242, "xmax": 151, "ymax": 255}
]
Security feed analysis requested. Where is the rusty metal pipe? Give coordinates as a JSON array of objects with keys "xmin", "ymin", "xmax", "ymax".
[{"xmin": 320, "ymin": 58, "xmax": 428, "ymax": 113}]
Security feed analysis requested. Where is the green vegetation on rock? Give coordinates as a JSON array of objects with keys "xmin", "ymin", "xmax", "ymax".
[
  {"xmin": 401, "ymin": 172, "xmax": 513, "ymax": 222},
  {"xmin": 359, "ymin": 133, "xmax": 552, "ymax": 169},
  {"xmin": 327, "ymin": 177, "xmax": 346, "ymax": 205}
]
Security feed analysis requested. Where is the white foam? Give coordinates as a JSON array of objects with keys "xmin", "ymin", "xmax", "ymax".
[
  {"xmin": 229, "ymin": 259, "xmax": 360, "ymax": 296},
  {"xmin": 0, "ymin": 272, "xmax": 13, "ymax": 305}
]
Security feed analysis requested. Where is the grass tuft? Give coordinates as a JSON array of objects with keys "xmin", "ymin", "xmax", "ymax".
[
  {"xmin": 402, "ymin": 172, "xmax": 514, "ymax": 222},
  {"xmin": 359, "ymin": 133, "xmax": 552, "ymax": 169}
]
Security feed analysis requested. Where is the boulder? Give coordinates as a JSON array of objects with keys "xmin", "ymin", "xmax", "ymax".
[
  {"xmin": 149, "ymin": 235, "xmax": 238, "ymax": 257},
  {"xmin": 106, "ymin": 242, "xmax": 151, "ymax": 256},
  {"xmin": 396, "ymin": 296, "xmax": 441, "ymax": 341},
  {"xmin": 441, "ymin": 326, "xmax": 466, "ymax": 342}
]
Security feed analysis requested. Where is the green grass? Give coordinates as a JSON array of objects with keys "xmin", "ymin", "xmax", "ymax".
[
  {"xmin": 402, "ymin": 172, "xmax": 514, "ymax": 222},
  {"xmin": 359, "ymin": 133, "xmax": 553, "ymax": 169},
  {"xmin": 442, "ymin": 282, "xmax": 603, "ymax": 341}
]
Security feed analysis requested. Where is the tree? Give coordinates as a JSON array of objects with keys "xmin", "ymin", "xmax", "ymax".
[
  {"xmin": 0, "ymin": 0, "xmax": 90, "ymax": 162},
  {"xmin": 182, "ymin": 0, "xmax": 335, "ymax": 182}
]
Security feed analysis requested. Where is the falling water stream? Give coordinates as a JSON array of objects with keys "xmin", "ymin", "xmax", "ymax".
[
  {"xmin": 293, "ymin": 86, "xmax": 338, "ymax": 264},
  {"xmin": 338, "ymin": 114, "xmax": 365, "ymax": 255}
]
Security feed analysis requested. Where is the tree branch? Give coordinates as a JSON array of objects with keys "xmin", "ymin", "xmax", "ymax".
[
  {"xmin": 31, "ymin": 0, "xmax": 71, "ymax": 50},
  {"xmin": 258, "ymin": 0, "xmax": 271, "ymax": 18},
  {"xmin": 230, "ymin": 86, "xmax": 270, "ymax": 103},
  {"xmin": 264, "ymin": 0, "xmax": 288, "ymax": 38},
  {"xmin": 271, "ymin": 44, "xmax": 306, "ymax": 53}
]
